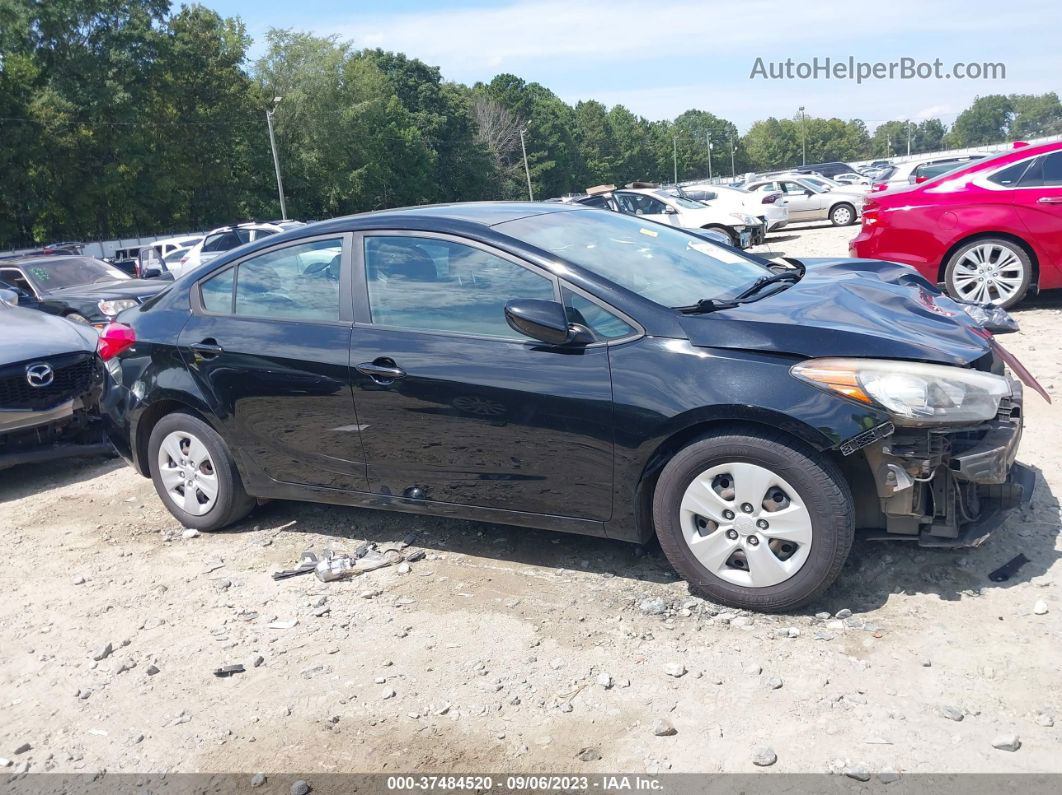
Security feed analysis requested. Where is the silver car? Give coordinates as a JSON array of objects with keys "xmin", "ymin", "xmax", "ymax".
[{"xmin": 743, "ymin": 175, "xmax": 864, "ymax": 226}]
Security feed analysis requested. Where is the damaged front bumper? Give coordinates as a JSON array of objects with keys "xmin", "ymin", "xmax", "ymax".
[{"xmin": 858, "ymin": 378, "xmax": 1034, "ymax": 547}]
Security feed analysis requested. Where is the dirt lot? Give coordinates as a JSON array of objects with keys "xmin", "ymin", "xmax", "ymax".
[{"xmin": 2, "ymin": 221, "xmax": 1060, "ymax": 779}]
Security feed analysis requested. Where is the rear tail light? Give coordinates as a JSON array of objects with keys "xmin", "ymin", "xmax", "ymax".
[
  {"xmin": 861, "ymin": 199, "xmax": 880, "ymax": 224},
  {"xmin": 914, "ymin": 176, "xmax": 928, "ymax": 184},
  {"xmin": 97, "ymin": 323, "xmax": 136, "ymax": 361},
  {"xmin": 761, "ymin": 193, "xmax": 779, "ymax": 204},
  {"xmin": 872, "ymin": 182, "xmax": 888, "ymax": 192}
]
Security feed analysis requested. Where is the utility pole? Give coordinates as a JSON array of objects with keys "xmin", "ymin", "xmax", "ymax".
[
  {"xmin": 907, "ymin": 121, "xmax": 912, "ymax": 156},
  {"xmin": 730, "ymin": 137, "xmax": 736, "ymax": 178},
  {"xmin": 706, "ymin": 131, "xmax": 712, "ymax": 181},
  {"xmin": 519, "ymin": 128, "xmax": 533, "ymax": 201},
  {"xmin": 672, "ymin": 136, "xmax": 678, "ymax": 184},
  {"xmin": 798, "ymin": 105, "xmax": 806, "ymax": 166},
  {"xmin": 265, "ymin": 97, "xmax": 287, "ymax": 220}
]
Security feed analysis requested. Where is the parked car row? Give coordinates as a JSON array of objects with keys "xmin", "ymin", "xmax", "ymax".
[
  {"xmin": 566, "ymin": 184, "xmax": 765, "ymax": 247},
  {"xmin": 743, "ymin": 174, "xmax": 866, "ymax": 225}
]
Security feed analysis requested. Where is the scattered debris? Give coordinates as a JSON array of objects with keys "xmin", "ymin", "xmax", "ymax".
[
  {"xmin": 1033, "ymin": 600, "xmax": 1049, "ymax": 615},
  {"xmin": 213, "ymin": 664, "xmax": 245, "ymax": 678},
  {"xmin": 92, "ymin": 643, "xmax": 113, "ymax": 662},
  {"xmin": 765, "ymin": 676, "xmax": 783, "ymax": 690},
  {"xmin": 991, "ymin": 733, "xmax": 1021, "ymax": 752},
  {"xmin": 268, "ymin": 618, "xmax": 298, "ymax": 630},
  {"xmin": 639, "ymin": 597, "xmax": 668, "ymax": 615},
  {"xmin": 577, "ymin": 747, "xmax": 602, "ymax": 762},
  {"xmin": 290, "ymin": 780, "xmax": 311, "ymax": 795},
  {"xmin": 988, "ymin": 553, "xmax": 1030, "ymax": 582},
  {"xmin": 146, "ymin": 664, "xmax": 160, "ymax": 676},
  {"xmin": 844, "ymin": 764, "xmax": 871, "ymax": 782},
  {"xmin": 663, "ymin": 662, "xmax": 687, "ymax": 678},
  {"xmin": 181, "ymin": 528, "xmax": 199, "ymax": 539},
  {"xmin": 14, "ymin": 743, "xmax": 31, "ymax": 755},
  {"xmin": 939, "ymin": 705, "xmax": 965, "ymax": 722},
  {"xmin": 752, "ymin": 747, "xmax": 777, "ymax": 767},
  {"xmin": 250, "ymin": 773, "xmax": 267, "ymax": 788},
  {"xmin": 272, "ymin": 549, "xmax": 321, "ymax": 581},
  {"xmin": 652, "ymin": 719, "xmax": 677, "ymax": 737},
  {"xmin": 597, "ymin": 673, "xmax": 613, "ymax": 689}
]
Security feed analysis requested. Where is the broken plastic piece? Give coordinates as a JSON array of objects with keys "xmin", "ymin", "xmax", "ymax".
[
  {"xmin": 988, "ymin": 553, "xmax": 1030, "ymax": 582},
  {"xmin": 213, "ymin": 664, "xmax": 245, "ymax": 677}
]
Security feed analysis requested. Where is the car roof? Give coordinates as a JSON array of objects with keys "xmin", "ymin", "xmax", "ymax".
[
  {"xmin": 3, "ymin": 254, "xmax": 98, "ymax": 267},
  {"xmin": 316, "ymin": 201, "xmax": 586, "ymax": 230}
]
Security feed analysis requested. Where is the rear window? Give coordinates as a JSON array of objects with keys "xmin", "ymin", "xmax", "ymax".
[
  {"xmin": 203, "ymin": 230, "xmax": 250, "ymax": 252},
  {"xmin": 987, "ymin": 160, "xmax": 1033, "ymax": 187}
]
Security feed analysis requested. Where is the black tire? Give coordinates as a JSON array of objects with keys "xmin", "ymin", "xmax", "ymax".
[
  {"xmin": 704, "ymin": 225, "xmax": 739, "ymax": 247},
  {"xmin": 943, "ymin": 237, "xmax": 1032, "ymax": 310},
  {"xmin": 148, "ymin": 412, "xmax": 255, "ymax": 531},
  {"xmin": 829, "ymin": 203, "xmax": 856, "ymax": 226},
  {"xmin": 652, "ymin": 430, "xmax": 854, "ymax": 612}
]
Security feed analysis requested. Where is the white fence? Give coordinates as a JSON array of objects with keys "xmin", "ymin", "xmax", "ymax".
[{"xmin": 2, "ymin": 230, "xmax": 207, "ymax": 260}]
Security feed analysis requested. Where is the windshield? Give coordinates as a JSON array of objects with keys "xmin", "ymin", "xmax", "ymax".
[
  {"xmin": 662, "ymin": 193, "xmax": 708, "ymax": 209},
  {"xmin": 496, "ymin": 209, "xmax": 771, "ymax": 307},
  {"xmin": 800, "ymin": 177, "xmax": 831, "ymax": 191},
  {"xmin": 20, "ymin": 257, "xmax": 129, "ymax": 292}
]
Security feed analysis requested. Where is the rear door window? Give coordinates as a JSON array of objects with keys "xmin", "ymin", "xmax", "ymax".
[
  {"xmin": 988, "ymin": 160, "xmax": 1033, "ymax": 187},
  {"xmin": 234, "ymin": 239, "xmax": 343, "ymax": 321}
]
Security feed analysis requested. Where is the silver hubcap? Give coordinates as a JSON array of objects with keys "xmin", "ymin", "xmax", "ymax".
[
  {"xmin": 952, "ymin": 243, "xmax": 1025, "ymax": 305},
  {"xmin": 833, "ymin": 207, "xmax": 851, "ymax": 224},
  {"xmin": 157, "ymin": 430, "xmax": 219, "ymax": 516},
  {"xmin": 680, "ymin": 463, "xmax": 813, "ymax": 588}
]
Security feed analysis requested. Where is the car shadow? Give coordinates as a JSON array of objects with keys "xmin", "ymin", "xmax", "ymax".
[
  {"xmin": 1012, "ymin": 289, "xmax": 1062, "ymax": 312},
  {"xmin": 229, "ymin": 461, "xmax": 1058, "ymax": 613},
  {"xmin": 0, "ymin": 454, "xmax": 122, "ymax": 504}
]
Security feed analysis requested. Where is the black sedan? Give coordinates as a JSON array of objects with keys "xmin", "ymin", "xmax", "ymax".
[
  {"xmin": 0, "ymin": 255, "xmax": 171, "ymax": 327},
  {"xmin": 99, "ymin": 203, "xmax": 1039, "ymax": 611}
]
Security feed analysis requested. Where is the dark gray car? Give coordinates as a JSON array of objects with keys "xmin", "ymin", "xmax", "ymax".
[{"xmin": 0, "ymin": 290, "xmax": 109, "ymax": 469}]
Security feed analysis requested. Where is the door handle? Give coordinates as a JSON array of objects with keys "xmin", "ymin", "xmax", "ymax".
[
  {"xmin": 1037, "ymin": 197, "xmax": 1062, "ymax": 204},
  {"xmin": 356, "ymin": 358, "xmax": 406, "ymax": 385},
  {"xmin": 190, "ymin": 338, "xmax": 224, "ymax": 359}
]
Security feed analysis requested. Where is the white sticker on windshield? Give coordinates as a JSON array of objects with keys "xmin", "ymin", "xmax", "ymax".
[
  {"xmin": 689, "ymin": 242, "xmax": 747, "ymax": 264},
  {"xmin": 639, "ymin": 227, "xmax": 658, "ymax": 238}
]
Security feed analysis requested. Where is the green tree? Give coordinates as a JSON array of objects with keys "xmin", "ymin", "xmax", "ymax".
[
  {"xmin": 1009, "ymin": 93, "xmax": 1062, "ymax": 138},
  {"xmin": 945, "ymin": 95, "xmax": 1014, "ymax": 147}
]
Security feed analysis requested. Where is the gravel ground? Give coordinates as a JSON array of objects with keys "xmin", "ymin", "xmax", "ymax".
[{"xmin": 2, "ymin": 222, "xmax": 1060, "ymax": 778}]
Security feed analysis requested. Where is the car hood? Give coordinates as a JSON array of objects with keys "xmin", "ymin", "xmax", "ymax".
[
  {"xmin": 678, "ymin": 258, "xmax": 992, "ymax": 366},
  {"xmin": 43, "ymin": 279, "xmax": 170, "ymax": 301},
  {"xmin": 0, "ymin": 305, "xmax": 97, "ymax": 364}
]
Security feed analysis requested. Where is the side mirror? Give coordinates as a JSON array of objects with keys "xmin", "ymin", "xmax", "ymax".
[
  {"xmin": 505, "ymin": 299, "xmax": 592, "ymax": 346},
  {"xmin": 663, "ymin": 205, "xmax": 678, "ymax": 214},
  {"xmin": 0, "ymin": 287, "xmax": 19, "ymax": 306},
  {"xmin": 804, "ymin": 189, "xmax": 814, "ymax": 196}
]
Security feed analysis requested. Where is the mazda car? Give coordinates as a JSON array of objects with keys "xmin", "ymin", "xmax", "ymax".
[{"xmin": 100, "ymin": 203, "xmax": 1041, "ymax": 611}]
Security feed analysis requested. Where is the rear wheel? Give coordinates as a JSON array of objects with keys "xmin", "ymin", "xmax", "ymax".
[
  {"xmin": 944, "ymin": 237, "xmax": 1032, "ymax": 309},
  {"xmin": 148, "ymin": 412, "xmax": 255, "ymax": 531},
  {"xmin": 652, "ymin": 431, "xmax": 854, "ymax": 612},
  {"xmin": 829, "ymin": 203, "xmax": 856, "ymax": 226}
]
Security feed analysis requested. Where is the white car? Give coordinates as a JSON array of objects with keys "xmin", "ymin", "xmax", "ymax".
[
  {"xmin": 743, "ymin": 175, "xmax": 864, "ymax": 226},
  {"xmin": 871, "ymin": 156, "xmax": 984, "ymax": 192},
  {"xmin": 676, "ymin": 183, "xmax": 789, "ymax": 232},
  {"xmin": 582, "ymin": 187, "xmax": 763, "ymax": 247},
  {"xmin": 171, "ymin": 222, "xmax": 303, "ymax": 277}
]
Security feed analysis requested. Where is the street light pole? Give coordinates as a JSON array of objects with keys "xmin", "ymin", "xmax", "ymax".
[
  {"xmin": 672, "ymin": 136, "xmax": 678, "ymax": 184},
  {"xmin": 265, "ymin": 97, "xmax": 287, "ymax": 221},
  {"xmin": 706, "ymin": 131, "xmax": 712, "ymax": 181},
  {"xmin": 907, "ymin": 121, "xmax": 912, "ymax": 156},
  {"xmin": 519, "ymin": 127, "xmax": 533, "ymax": 201},
  {"xmin": 798, "ymin": 105, "xmax": 806, "ymax": 166},
  {"xmin": 730, "ymin": 137, "xmax": 736, "ymax": 178}
]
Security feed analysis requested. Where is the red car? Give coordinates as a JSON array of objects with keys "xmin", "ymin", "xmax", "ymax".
[{"xmin": 850, "ymin": 141, "xmax": 1062, "ymax": 308}]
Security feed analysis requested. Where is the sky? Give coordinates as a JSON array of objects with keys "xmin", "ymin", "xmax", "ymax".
[{"xmin": 206, "ymin": 0, "xmax": 1062, "ymax": 132}]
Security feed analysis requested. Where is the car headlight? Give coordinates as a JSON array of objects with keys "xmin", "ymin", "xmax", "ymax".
[
  {"xmin": 97, "ymin": 298, "xmax": 138, "ymax": 317},
  {"xmin": 729, "ymin": 212, "xmax": 756, "ymax": 225},
  {"xmin": 791, "ymin": 358, "xmax": 1010, "ymax": 426}
]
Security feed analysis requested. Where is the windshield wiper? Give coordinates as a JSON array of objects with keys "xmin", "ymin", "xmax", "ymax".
[
  {"xmin": 676, "ymin": 298, "xmax": 741, "ymax": 314},
  {"xmin": 733, "ymin": 269, "xmax": 802, "ymax": 300}
]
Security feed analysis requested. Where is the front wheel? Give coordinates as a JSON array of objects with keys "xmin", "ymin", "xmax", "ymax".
[
  {"xmin": 148, "ymin": 412, "xmax": 255, "ymax": 531},
  {"xmin": 943, "ymin": 237, "xmax": 1032, "ymax": 309},
  {"xmin": 652, "ymin": 431, "xmax": 854, "ymax": 612},
  {"xmin": 829, "ymin": 203, "xmax": 856, "ymax": 226}
]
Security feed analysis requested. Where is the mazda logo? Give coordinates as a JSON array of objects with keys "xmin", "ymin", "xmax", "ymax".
[{"xmin": 25, "ymin": 362, "xmax": 54, "ymax": 388}]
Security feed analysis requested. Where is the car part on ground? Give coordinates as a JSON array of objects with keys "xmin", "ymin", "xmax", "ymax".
[{"xmin": 101, "ymin": 202, "xmax": 1038, "ymax": 612}]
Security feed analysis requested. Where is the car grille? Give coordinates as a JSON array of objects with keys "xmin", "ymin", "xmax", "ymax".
[{"xmin": 0, "ymin": 353, "xmax": 100, "ymax": 411}]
